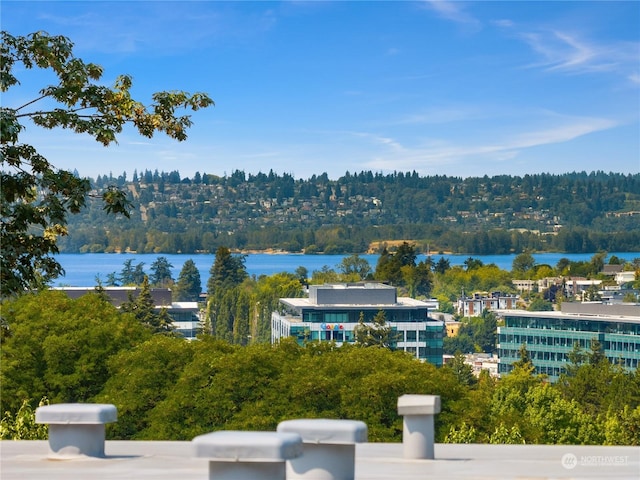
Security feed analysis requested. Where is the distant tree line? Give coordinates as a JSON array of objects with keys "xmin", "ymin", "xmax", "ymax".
[{"xmin": 57, "ymin": 170, "xmax": 640, "ymax": 255}]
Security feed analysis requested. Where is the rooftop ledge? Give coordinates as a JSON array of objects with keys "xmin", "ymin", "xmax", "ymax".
[{"xmin": 2, "ymin": 441, "xmax": 638, "ymax": 479}]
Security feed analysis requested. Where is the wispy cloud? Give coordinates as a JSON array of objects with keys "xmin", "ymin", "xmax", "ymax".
[
  {"xmin": 36, "ymin": 4, "xmax": 276, "ymax": 56},
  {"xmin": 387, "ymin": 106, "xmax": 484, "ymax": 126},
  {"xmin": 422, "ymin": 0, "xmax": 481, "ymax": 29},
  {"xmin": 523, "ymin": 30, "xmax": 600, "ymax": 73},
  {"xmin": 357, "ymin": 114, "xmax": 618, "ymax": 174},
  {"xmin": 491, "ymin": 19, "xmax": 514, "ymax": 28},
  {"xmin": 494, "ymin": 19, "xmax": 639, "ymax": 81},
  {"xmin": 506, "ymin": 117, "xmax": 617, "ymax": 149}
]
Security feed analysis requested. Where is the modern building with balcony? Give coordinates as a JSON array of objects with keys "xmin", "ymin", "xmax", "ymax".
[
  {"xmin": 271, "ymin": 283, "xmax": 444, "ymax": 365},
  {"xmin": 457, "ymin": 291, "xmax": 519, "ymax": 317},
  {"xmin": 497, "ymin": 303, "xmax": 640, "ymax": 381}
]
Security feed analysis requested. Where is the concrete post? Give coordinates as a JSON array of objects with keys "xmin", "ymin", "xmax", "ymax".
[
  {"xmin": 277, "ymin": 419, "xmax": 368, "ymax": 480},
  {"xmin": 397, "ymin": 394, "xmax": 440, "ymax": 460},
  {"xmin": 192, "ymin": 430, "xmax": 303, "ymax": 480},
  {"xmin": 35, "ymin": 403, "xmax": 117, "ymax": 458}
]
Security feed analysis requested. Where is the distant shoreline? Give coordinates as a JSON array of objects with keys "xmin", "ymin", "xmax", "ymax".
[{"xmin": 74, "ymin": 248, "xmax": 639, "ymax": 256}]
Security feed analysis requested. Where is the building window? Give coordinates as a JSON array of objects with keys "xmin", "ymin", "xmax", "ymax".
[{"xmin": 324, "ymin": 312, "xmax": 348, "ymax": 323}]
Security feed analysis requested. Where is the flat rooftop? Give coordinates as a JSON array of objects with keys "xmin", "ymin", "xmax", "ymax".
[
  {"xmin": 2, "ymin": 440, "xmax": 638, "ymax": 479},
  {"xmin": 496, "ymin": 307, "xmax": 640, "ymax": 323},
  {"xmin": 281, "ymin": 296, "xmax": 430, "ymax": 309}
]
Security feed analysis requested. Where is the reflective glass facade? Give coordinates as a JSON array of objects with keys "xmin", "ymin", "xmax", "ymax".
[{"xmin": 498, "ymin": 310, "xmax": 640, "ymax": 381}]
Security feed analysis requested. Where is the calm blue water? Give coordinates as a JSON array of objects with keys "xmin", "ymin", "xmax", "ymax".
[{"xmin": 51, "ymin": 252, "xmax": 640, "ymax": 287}]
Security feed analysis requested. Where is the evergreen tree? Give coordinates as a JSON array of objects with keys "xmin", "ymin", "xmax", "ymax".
[
  {"xmin": 135, "ymin": 276, "xmax": 156, "ymax": 327},
  {"xmin": 447, "ymin": 351, "xmax": 476, "ymax": 386},
  {"xmin": 120, "ymin": 276, "xmax": 172, "ymax": 333},
  {"xmin": 403, "ymin": 259, "xmax": 433, "ymax": 298},
  {"xmin": 475, "ymin": 310, "xmax": 498, "ymax": 353},
  {"xmin": 119, "ymin": 259, "xmax": 136, "ymax": 285},
  {"xmin": 150, "ymin": 256, "xmax": 174, "ymax": 287},
  {"xmin": 374, "ymin": 243, "xmax": 418, "ymax": 286},
  {"xmin": 395, "ymin": 242, "xmax": 418, "ymax": 267},
  {"xmin": 587, "ymin": 338, "xmax": 606, "ymax": 365},
  {"xmin": 559, "ymin": 340, "xmax": 635, "ymax": 417},
  {"xmin": 206, "ymin": 247, "xmax": 248, "ymax": 339},
  {"xmin": 434, "ymin": 257, "xmax": 451, "ymax": 275},
  {"xmin": 512, "ymin": 343, "xmax": 534, "ymax": 371},
  {"xmin": 154, "ymin": 307, "xmax": 175, "ymax": 335},
  {"xmin": 119, "ymin": 260, "xmax": 146, "ymax": 285},
  {"xmin": 354, "ymin": 310, "xmax": 396, "ymax": 348},
  {"xmin": 132, "ymin": 262, "xmax": 146, "ymax": 285},
  {"xmin": 207, "ymin": 247, "xmax": 247, "ymax": 296},
  {"xmin": 295, "ymin": 266, "xmax": 309, "ymax": 285},
  {"xmin": 527, "ymin": 297, "xmax": 554, "ymax": 311},
  {"xmin": 174, "ymin": 259, "xmax": 202, "ymax": 302},
  {"xmin": 374, "ymin": 248, "xmax": 396, "ymax": 283},
  {"xmin": 464, "ymin": 257, "xmax": 484, "ymax": 271},
  {"xmin": 105, "ymin": 272, "xmax": 119, "ymax": 286}
]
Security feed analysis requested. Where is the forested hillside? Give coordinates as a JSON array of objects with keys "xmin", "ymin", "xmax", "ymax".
[{"xmin": 59, "ymin": 170, "xmax": 640, "ymax": 254}]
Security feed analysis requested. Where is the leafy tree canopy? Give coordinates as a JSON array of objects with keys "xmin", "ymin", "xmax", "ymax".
[
  {"xmin": 2, "ymin": 287, "xmax": 639, "ymax": 445},
  {"xmin": 0, "ymin": 31, "xmax": 213, "ymax": 297},
  {"xmin": 338, "ymin": 254, "xmax": 372, "ymax": 280},
  {"xmin": 0, "ymin": 290, "xmax": 150, "ymax": 414},
  {"xmin": 512, "ymin": 252, "xmax": 536, "ymax": 276},
  {"xmin": 527, "ymin": 297, "xmax": 554, "ymax": 311}
]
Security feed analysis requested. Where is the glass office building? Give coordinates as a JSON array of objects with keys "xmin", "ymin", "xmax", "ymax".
[
  {"xmin": 271, "ymin": 283, "xmax": 444, "ymax": 366},
  {"xmin": 497, "ymin": 303, "xmax": 640, "ymax": 381}
]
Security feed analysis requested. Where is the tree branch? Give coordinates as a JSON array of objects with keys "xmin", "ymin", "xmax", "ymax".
[{"xmin": 15, "ymin": 94, "xmax": 50, "ymax": 112}]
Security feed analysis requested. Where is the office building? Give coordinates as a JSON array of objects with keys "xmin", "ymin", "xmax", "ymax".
[
  {"xmin": 497, "ymin": 303, "xmax": 640, "ymax": 381},
  {"xmin": 271, "ymin": 283, "xmax": 444, "ymax": 365}
]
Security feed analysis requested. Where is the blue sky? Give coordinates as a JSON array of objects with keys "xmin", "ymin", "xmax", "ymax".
[{"xmin": 3, "ymin": 1, "xmax": 639, "ymax": 180}]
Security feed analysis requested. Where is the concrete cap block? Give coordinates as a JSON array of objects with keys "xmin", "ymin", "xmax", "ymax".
[
  {"xmin": 397, "ymin": 395, "xmax": 441, "ymax": 415},
  {"xmin": 35, "ymin": 404, "xmax": 117, "ymax": 424},
  {"xmin": 277, "ymin": 418, "xmax": 368, "ymax": 444},
  {"xmin": 192, "ymin": 431, "xmax": 303, "ymax": 461}
]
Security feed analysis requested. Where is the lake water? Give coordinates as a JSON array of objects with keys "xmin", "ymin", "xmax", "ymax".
[{"xmin": 51, "ymin": 252, "xmax": 640, "ymax": 287}]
